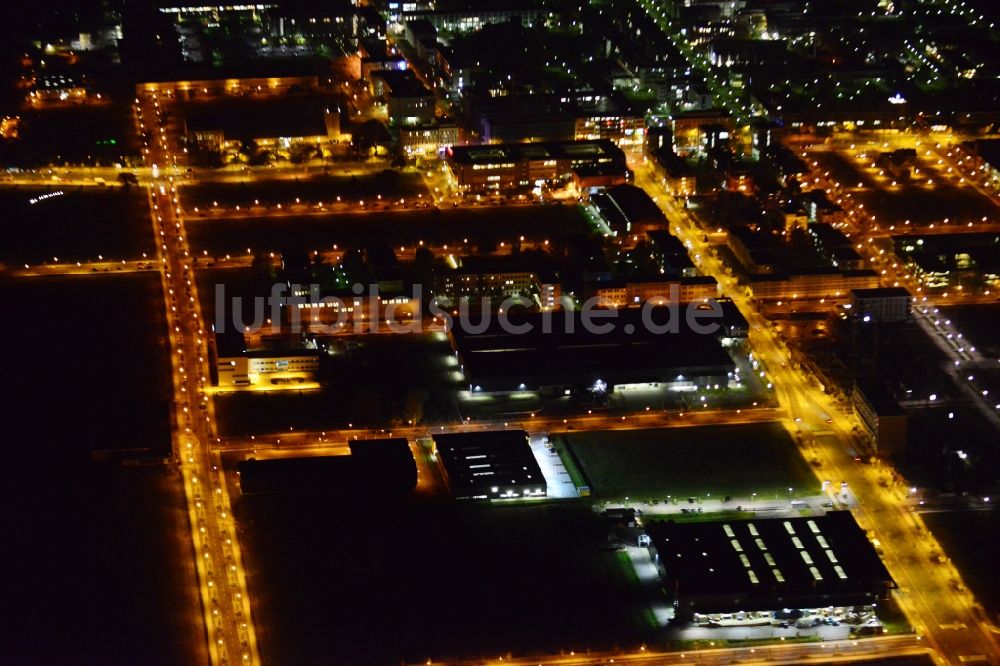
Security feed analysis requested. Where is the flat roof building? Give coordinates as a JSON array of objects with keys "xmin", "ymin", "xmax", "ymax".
[
  {"xmin": 181, "ymin": 96, "xmax": 344, "ymax": 149},
  {"xmin": 237, "ymin": 438, "xmax": 416, "ymax": 496},
  {"xmin": 591, "ymin": 184, "xmax": 666, "ymax": 235},
  {"xmin": 646, "ymin": 512, "xmax": 895, "ymax": 622},
  {"xmin": 647, "ymin": 230, "xmax": 697, "ymax": 277},
  {"xmin": 852, "ymin": 379, "xmax": 907, "ymax": 455},
  {"xmin": 135, "ymin": 59, "xmax": 322, "ymax": 96},
  {"xmin": 369, "ymin": 69, "xmax": 435, "ymax": 125},
  {"xmin": 445, "ymin": 139, "xmax": 627, "ymax": 191},
  {"xmin": 849, "ymin": 287, "xmax": 912, "ymax": 323},
  {"xmin": 449, "ymin": 308, "xmax": 736, "ymax": 393},
  {"xmin": 432, "ymin": 430, "xmax": 546, "ymax": 500}
]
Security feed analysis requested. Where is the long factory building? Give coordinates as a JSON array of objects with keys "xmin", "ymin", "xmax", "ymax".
[
  {"xmin": 449, "ymin": 308, "xmax": 738, "ymax": 394},
  {"xmin": 646, "ymin": 512, "xmax": 895, "ymax": 622}
]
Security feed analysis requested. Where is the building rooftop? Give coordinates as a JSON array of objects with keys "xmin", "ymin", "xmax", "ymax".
[
  {"xmin": 182, "ymin": 96, "xmax": 333, "ymax": 139},
  {"xmin": 454, "ymin": 253, "xmax": 551, "ymax": 275},
  {"xmin": 446, "ymin": 138, "xmax": 624, "ymax": 165},
  {"xmin": 371, "ymin": 69, "xmax": 433, "ymax": 98},
  {"xmin": 647, "ymin": 512, "xmax": 894, "ymax": 608},
  {"xmin": 136, "ymin": 58, "xmax": 323, "ymax": 84},
  {"xmin": 591, "ymin": 184, "xmax": 665, "ymax": 231},
  {"xmin": 850, "ymin": 287, "xmax": 912, "ymax": 300},
  {"xmin": 432, "ymin": 430, "xmax": 545, "ymax": 500},
  {"xmin": 238, "ymin": 438, "xmax": 416, "ymax": 495},
  {"xmin": 450, "ymin": 308, "xmax": 735, "ymax": 390},
  {"xmin": 854, "ymin": 379, "xmax": 906, "ymax": 417}
]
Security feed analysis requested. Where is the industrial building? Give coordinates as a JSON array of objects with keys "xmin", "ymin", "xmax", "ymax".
[
  {"xmin": 591, "ymin": 184, "xmax": 666, "ymax": 235},
  {"xmin": 237, "ymin": 438, "xmax": 416, "ymax": 496},
  {"xmin": 432, "ymin": 430, "xmax": 546, "ymax": 500},
  {"xmin": 645, "ymin": 512, "xmax": 895, "ymax": 622},
  {"xmin": 848, "ymin": 287, "xmax": 912, "ymax": 323},
  {"xmin": 852, "ymin": 379, "xmax": 908, "ymax": 455},
  {"xmin": 445, "ymin": 139, "xmax": 626, "ymax": 191},
  {"xmin": 449, "ymin": 308, "xmax": 737, "ymax": 394}
]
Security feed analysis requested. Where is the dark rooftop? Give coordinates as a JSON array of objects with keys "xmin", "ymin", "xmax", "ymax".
[
  {"xmin": 447, "ymin": 139, "xmax": 625, "ymax": 166},
  {"xmin": 450, "ymin": 308, "xmax": 735, "ymax": 390},
  {"xmin": 850, "ymin": 287, "xmax": 912, "ymax": 300},
  {"xmin": 238, "ymin": 438, "xmax": 416, "ymax": 496},
  {"xmin": 432, "ymin": 430, "xmax": 546, "ymax": 500},
  {"xmin": 371, "ymin": 69, "xmax": 433, "ymax": 98},
  {"xmin": 591, "ymin": 184, "xmax": 665, "ymax": 232},
  {"xmin": 182, "ymin": 96, "xmax": 334, "ymax": 139},
  {"xmin": 854, "ymin": 379, "xmax": 906, "ymax": 417},
  {"xmin": 647, "ymin": 512, "xmax": 894, "ymax": 611}
]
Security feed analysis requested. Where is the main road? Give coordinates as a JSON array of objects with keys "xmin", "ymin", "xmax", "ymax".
[
  {"xmin": 137, "ymin": 93, "xmax": 261, "ymax": 665},
  {"xmin": 632, "ymin": 151, "xmax": 1000, "ymax": 666}
]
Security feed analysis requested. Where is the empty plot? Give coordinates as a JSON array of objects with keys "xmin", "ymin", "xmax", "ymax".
[
  {"xmin": 186, "ymin": 205, "xmax": 593, "ymax": 256},
  {"xmin": 563, "ymin": 423, "xmax": 818, "ymax": 501}
]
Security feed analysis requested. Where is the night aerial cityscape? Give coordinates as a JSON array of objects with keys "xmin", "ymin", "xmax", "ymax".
[{"xmin": 5, "ymin": 0, "xmax": 1000, "ymax": 664}]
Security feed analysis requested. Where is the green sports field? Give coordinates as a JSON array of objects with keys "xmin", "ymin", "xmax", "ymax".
[{"xmin": 561, "ymin": 423, "xmax": 819, "ymax": 502}]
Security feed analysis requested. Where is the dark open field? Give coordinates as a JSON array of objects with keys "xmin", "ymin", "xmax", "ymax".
[
  {"xmin": 182, "ymin": 170, "xmax": 429, "ymax": 208},
  {"xmin": 232, "ymin": 494, "xmax": 655, "ymax": 665},
  {"xmin": 185, "ymin": 204, "xmax": 593, "ymax": 256},
  {"xmin": 810, "ymin": 151, "xmax": 880, "ymax": 190},
  {"xmin": 0, "ymin": 274, "xmax": 205, "ymax": 664},
  {"xmin": 6, "ymin": 102, "xmax": 142, "ymax": 165},
  {"xmin": 854, "ymin": 184, "xmax": 997, "ymax": 227},
  {"xmin": 923, "ymin": 510, "xmax": 1000, "ymax": 621},
  {"xmin": 810, "ymin": 150, "xmax": 997, "ymax": 226},
  {"xmin": 940, "ymin": 304, "xmax": 1000, "ymax": 357},
  {"xmin": 0, "ymin": 185, "xmax": 154, "ymax": 264},
  {"xmin": 562, "ymin": 423, "xmax": 818, "ymax": 501}
]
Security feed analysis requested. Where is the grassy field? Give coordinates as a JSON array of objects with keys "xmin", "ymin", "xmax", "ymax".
[{"xmin": 561, "ymin": 423, "xmax": 818, "ymax": 502}]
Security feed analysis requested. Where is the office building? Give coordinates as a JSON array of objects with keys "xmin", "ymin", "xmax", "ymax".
[
  {"xmin": 852, "ymin": 379, "xmax": 908, "ymax": 455},
  {"xmin": 848, "ymin": 287, "xmax": 912, "ymax": 323}
]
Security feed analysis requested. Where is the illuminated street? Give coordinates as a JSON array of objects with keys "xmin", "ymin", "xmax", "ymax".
[{"xmin": 5, "ymin": 1, "xmax": 1000, "ymax": 664}]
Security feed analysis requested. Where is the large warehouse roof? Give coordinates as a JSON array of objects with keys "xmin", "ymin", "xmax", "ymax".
[
  {"xmin": 450, "ymin": 308, "xmax": 735, "ymax": 391},
  {"xmin": 433, "ymin": 430, "xmax": 546, "ymax": 500},
  {"xmin": 647, "ymin": 512, "xmax": 894, "ymax": 613},
  {"xmin": 182, "ymin": 96, "xmax": 334, "ymax": 140},
  {"xmin": 591, "ymin": 184, "xmax": 665, "ymax": 232}
]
